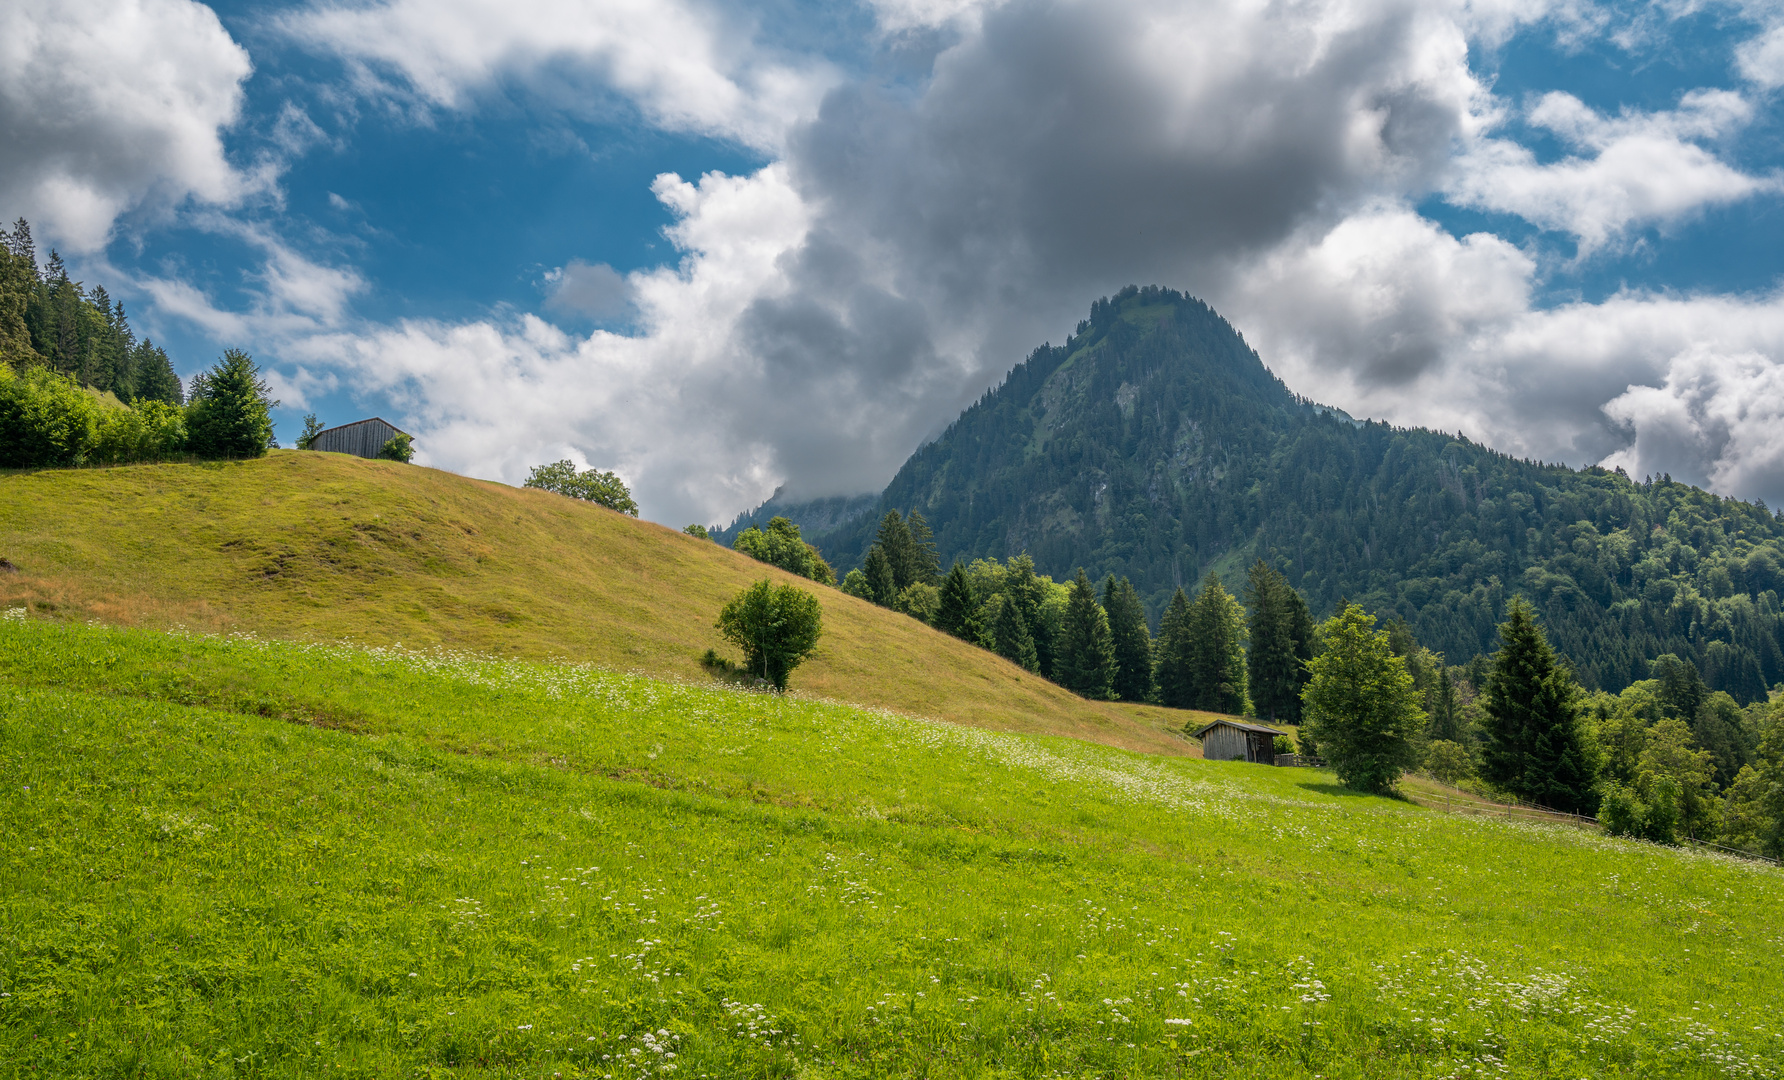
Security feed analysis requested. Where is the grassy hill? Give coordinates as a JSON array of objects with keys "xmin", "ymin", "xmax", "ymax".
[
  {"xmin": 3, "ymin": 618, "xmax": 1781, "ymax": 1078},
  {"xmin": 0, "ymin": 451, "xmax": 1205, "ymax": 755}
]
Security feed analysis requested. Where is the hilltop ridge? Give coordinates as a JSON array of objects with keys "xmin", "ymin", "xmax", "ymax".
[{"xmin": 0, "ymin": 449, "xmax": 1205, "ymax": 754}]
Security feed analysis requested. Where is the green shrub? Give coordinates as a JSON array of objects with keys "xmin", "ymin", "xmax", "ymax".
[
  {"xmin": 732, "ymin": 516, "xmax": 834, "ymax": 584},
  {"xmin": 1425, "ymin": 739, "xmax": 1476, "ymax": 786},
  {"xmin": 92, "ymin": 398, "xmax": 187, "ymax": 463},
  {"xmin": 715, "ymin": 579, "xmax": 824, "ymax": 690},
  {"xmin": 378, "ymin": 432, "xmax": 414, "ymax": 462},
  {"xmin": 0, "ymin": 365, "xmax": 101, "ymax": 467}
]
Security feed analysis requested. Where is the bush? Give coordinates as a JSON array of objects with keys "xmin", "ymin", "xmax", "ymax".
[
  {"xmin": 715, "ymin": 580, "xmax": 824, "ymax": 691},
  {"xmin": 378, "ymin": 433, "xmax": 414, "ymax": 463},
  {"xmin": 92, "ymin": 398, "xmax": 187, "ymax": 463},
  {"xmin": 523, "ymin": 459, "xmax": 639, "ymax": 515},
  {"xmin": 683, "ymin": 524, "xmax": 710, "ymax": 539},
  {"xmin": 186, "ymin": 349, "xmax": 277, "ymax": 458},
  {"xmin": 1272, "ymin": 734, "xmax": 1293, "ymax": 755},
  {"xmin": 1424, "ymin": 740, "xmax": 1475, "ymax": 786},
  {"xmin": 0, "ymin": 365, "xmax": 101, "ymax": 467}
]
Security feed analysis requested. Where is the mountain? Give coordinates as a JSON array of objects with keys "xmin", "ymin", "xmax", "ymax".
[
  {"xmin": 765, "ymin": 285, "xmax": 1784, "ymax": 703},
  {"xmin": 0, "ymin": 449, "xmax": 1203, "ymax": 754}
]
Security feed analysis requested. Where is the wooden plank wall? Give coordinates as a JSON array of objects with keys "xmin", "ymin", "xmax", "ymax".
[
  {"xmin": 1202, "ymin": 725, "xmax": 1247, "ymax": 761},
  {"xmin": 312, "ymin": 420, "xmax": 399, "ymax": 459}
]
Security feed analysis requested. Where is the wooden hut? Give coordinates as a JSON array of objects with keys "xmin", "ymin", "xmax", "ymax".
[
  {"xmin": 308, "ymin": 418, "xmax": 407, "ymax": 459},
  {"xmin": 1193, "ymin": 719, "xmax": 1285, "ymax": 764}
]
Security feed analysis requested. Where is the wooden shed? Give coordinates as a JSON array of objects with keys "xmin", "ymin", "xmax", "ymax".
[
  {"xmin": 308, "ymin": 418, "xmax": 407, "ymax": 459},
  {"xmin": 1193, "ymin": 719, "xmax": 1286, "ymax": 764}
]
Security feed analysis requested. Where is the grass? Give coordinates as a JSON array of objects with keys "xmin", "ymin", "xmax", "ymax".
[
  {"xmin": 0, "ymin": 452, "xmax": 1214, "ymax": 756},
  {"xmin": 3, "ymin": 616, "xmax": 1782, "ymax": 1079}
]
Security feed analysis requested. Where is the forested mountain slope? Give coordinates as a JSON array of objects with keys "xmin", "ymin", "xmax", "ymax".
[{"xmin": 787, "ymin": 286, "xmax": 1784, "ymax": 703}]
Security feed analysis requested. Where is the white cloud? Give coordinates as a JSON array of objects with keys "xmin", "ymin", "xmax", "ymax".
[
  {"xmin": 282, "ymin": 0, "xmax": 837, "ymax": 151},
  {"xmin": 1736, "ymin": 22, "xmax": 1784, "ymax": 88},
  {"xmin": 1446, "ymin": 89, "xmax": 1770, "ymax": 251},
  {"xmin": 0, "ymin": 0, "xmax": 255, "ymax": 253},
  {"xmin": 1600, "ymin": 347, "xmax": 1784, "ymax": 499},
  {"xmin": 150, "ymin": 0, "xmax": 1784, "ymax": 522}
]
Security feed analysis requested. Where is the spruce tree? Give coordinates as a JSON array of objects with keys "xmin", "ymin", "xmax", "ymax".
[
  {"xmin": 1154, "ymin": 587, "xmax": 1194, "ymax": 708},
  {"xmin": 1101, "ymin": 575, "xmax": 1154, "ymax": 702},
  {"xmin": 1244, "ymin": 560, "xmax": 1304, "ymax": 722},
  {"xmin": 1480, "ymin": 598, "xmax": 1597, "ymax": 813},
  {"xmin": 934, "ymin": 562, "xmax": 977, "ymax": 641},
  {"xmin": 875, "ymin": 511, "xmax": 920, "ymax": 591},
  {"xmin": 1055, "ymin": 569, "xmax": 1115, "ymax": 699},
  {"xmin": 1004, "ymin": 555, "xmax": 1055, "ymax": 674},
  {"xmin": 906, "ymin": 511, "xmax": 940, "ymax": 586},
  {"xmin": 861, "ymin": 545, "xmax": 897, "ymax": 607},
  {"xmin": 992, "ymin": 594, "xmax": 1039, "ymax": 673},
  {"xmin": 186, "ymin": 349, "xmax": 277, "ymax": 458},
  {"xmin": 1186, "ymin": 573, "xmax": 1248, "ymax": 714}
]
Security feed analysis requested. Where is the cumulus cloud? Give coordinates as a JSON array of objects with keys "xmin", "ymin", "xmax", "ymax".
[
  {"xmin": 190, "ymin": 0, "xmax": 1784, "ymax": 521},
  {"xmin": 1221, "ymin": 205, "xmax": 1784, "ymax": 505},
  {"xmin": 1601, "ymin": 347, "xmax": 1784, "ymax": 501},
  {"xmin": 1446, "ymin": 89, "xmax": 1770, "ymax": 252},
  {"xmin": 0, "ymin": 0, "xmax": 254, "ymax": 253},
  {"xmin": 282, "ymin": 0, "xmax": 837, "ymax": 150}
]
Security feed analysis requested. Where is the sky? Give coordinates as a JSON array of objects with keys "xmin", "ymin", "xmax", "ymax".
[{"xmin": 8, "ymin": 0, "xmax": 1784, "ymax": 526}]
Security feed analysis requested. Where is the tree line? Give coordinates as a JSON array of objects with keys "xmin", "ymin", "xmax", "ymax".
[{"xmin": 713, "ymin": 508, "xmax": 1784, "ymax": 859}]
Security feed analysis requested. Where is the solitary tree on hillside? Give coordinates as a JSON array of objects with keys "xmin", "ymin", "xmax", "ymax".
[
  {"xmin": 524, "ymin": 460, "xmax": 640, "ymax": 516},
  {"xmin": 185, "ymin": 349, "xmax": 277, "ymax": 458},
  {"xmin": 1154, "ymin": 587, "xmax": 1195, "ymax": 708},
  {"xmin": 1101, "ymin": 575, "xmax": 1154, "ymax": 703},
  {"xmin": 934, "ymin": 562, "xmax": 978, "ymax": 641},
  {"xmin": 1301, "ymin": 603, "xmax": 1426, "ymax": 793},
  {"xmin": 1480, "ymin": 598, "xmax": 1597, "ymax": 813},
  {"xmin": 716, "ymin": 579, "xmax": 824, "ymax": 691},
  {"xmin": 1055, "ymin": 569, "xmax": 1116, "ymax": 699}
]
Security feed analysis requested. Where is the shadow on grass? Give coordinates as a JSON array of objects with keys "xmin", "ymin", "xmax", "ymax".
[{"xmin": 1294, "ymin": 781, "xmax": 1411, "ymax": 802}]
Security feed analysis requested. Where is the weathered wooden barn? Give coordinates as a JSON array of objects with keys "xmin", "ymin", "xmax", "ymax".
[
  {"xmin": 308, "ymin": 418, "xmax": 407, "ymax": 459},
  {"xmin": 1193, "ymin": 719, "xmax": 1286, "ymax": 764}
]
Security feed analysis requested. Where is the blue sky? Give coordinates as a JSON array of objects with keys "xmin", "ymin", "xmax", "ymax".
[{"xmin": 10, "ymin": 0, "xmax": 1784, "ymax": 524}]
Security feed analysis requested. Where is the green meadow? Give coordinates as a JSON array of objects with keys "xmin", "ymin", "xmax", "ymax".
[{"xmin": 2, "ymin": 616, "xmax": 1781, "ymax": 1079}]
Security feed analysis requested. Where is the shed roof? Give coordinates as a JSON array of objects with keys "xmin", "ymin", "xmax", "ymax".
[
  {"xmin": 1191, "ymin": 718, "xmax": 1286, "ymax": 739},
  {"xmin": 311, "ymin": 417, "xmax": 409, "ymax": 439}
]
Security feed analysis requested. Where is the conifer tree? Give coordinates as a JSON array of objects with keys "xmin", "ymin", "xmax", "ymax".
[
  {"xmin": 934, "ymin": 562, "xmax": 977, "ymax": 641},
  {"xmin": 1101, "ymin": 574, "xmax": 1154, "ymax": 702},
  {"xmin": 992, "ymin": 594, "xmax": 1039, "ymax": 673},
  {"xmin": 1244, "ymin": 560, "xmax": 1309, "ymax": 722},
  {"xmin": 1154, "ymin": 587, "xmax": 1194, "ymax": 708},
  {"xmin": 1186, "ymin": 573, "xmax": 1248, "ymax": 714},
  {"xmin": 1480, "ymin": 598, "xmax": 1597, "ymax": 813},
  {"xmin": 861, "ymin": 545, "xmax": 897, "ymax": 607},
  {"xmin": 185, "ymin": 349, "xmax": 277, "ymax": 458},
  {"xmin": 906, "ymin": 511, "xmax": 940, "ymax": 586},
  {"xmin": 1004, "ymin": 554, "xmax": 1055, "ymax": 674},
  {"xmin": 875, "ymin": 511, "xmax": 920, "ymax": 591},
  {"xmin": 1055, "ymin": 569, "xmax": 1116, "ymax": 698},
  {"xmin": 132, "ymin": 341, "xmax": 183, "ymax": 404}
]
